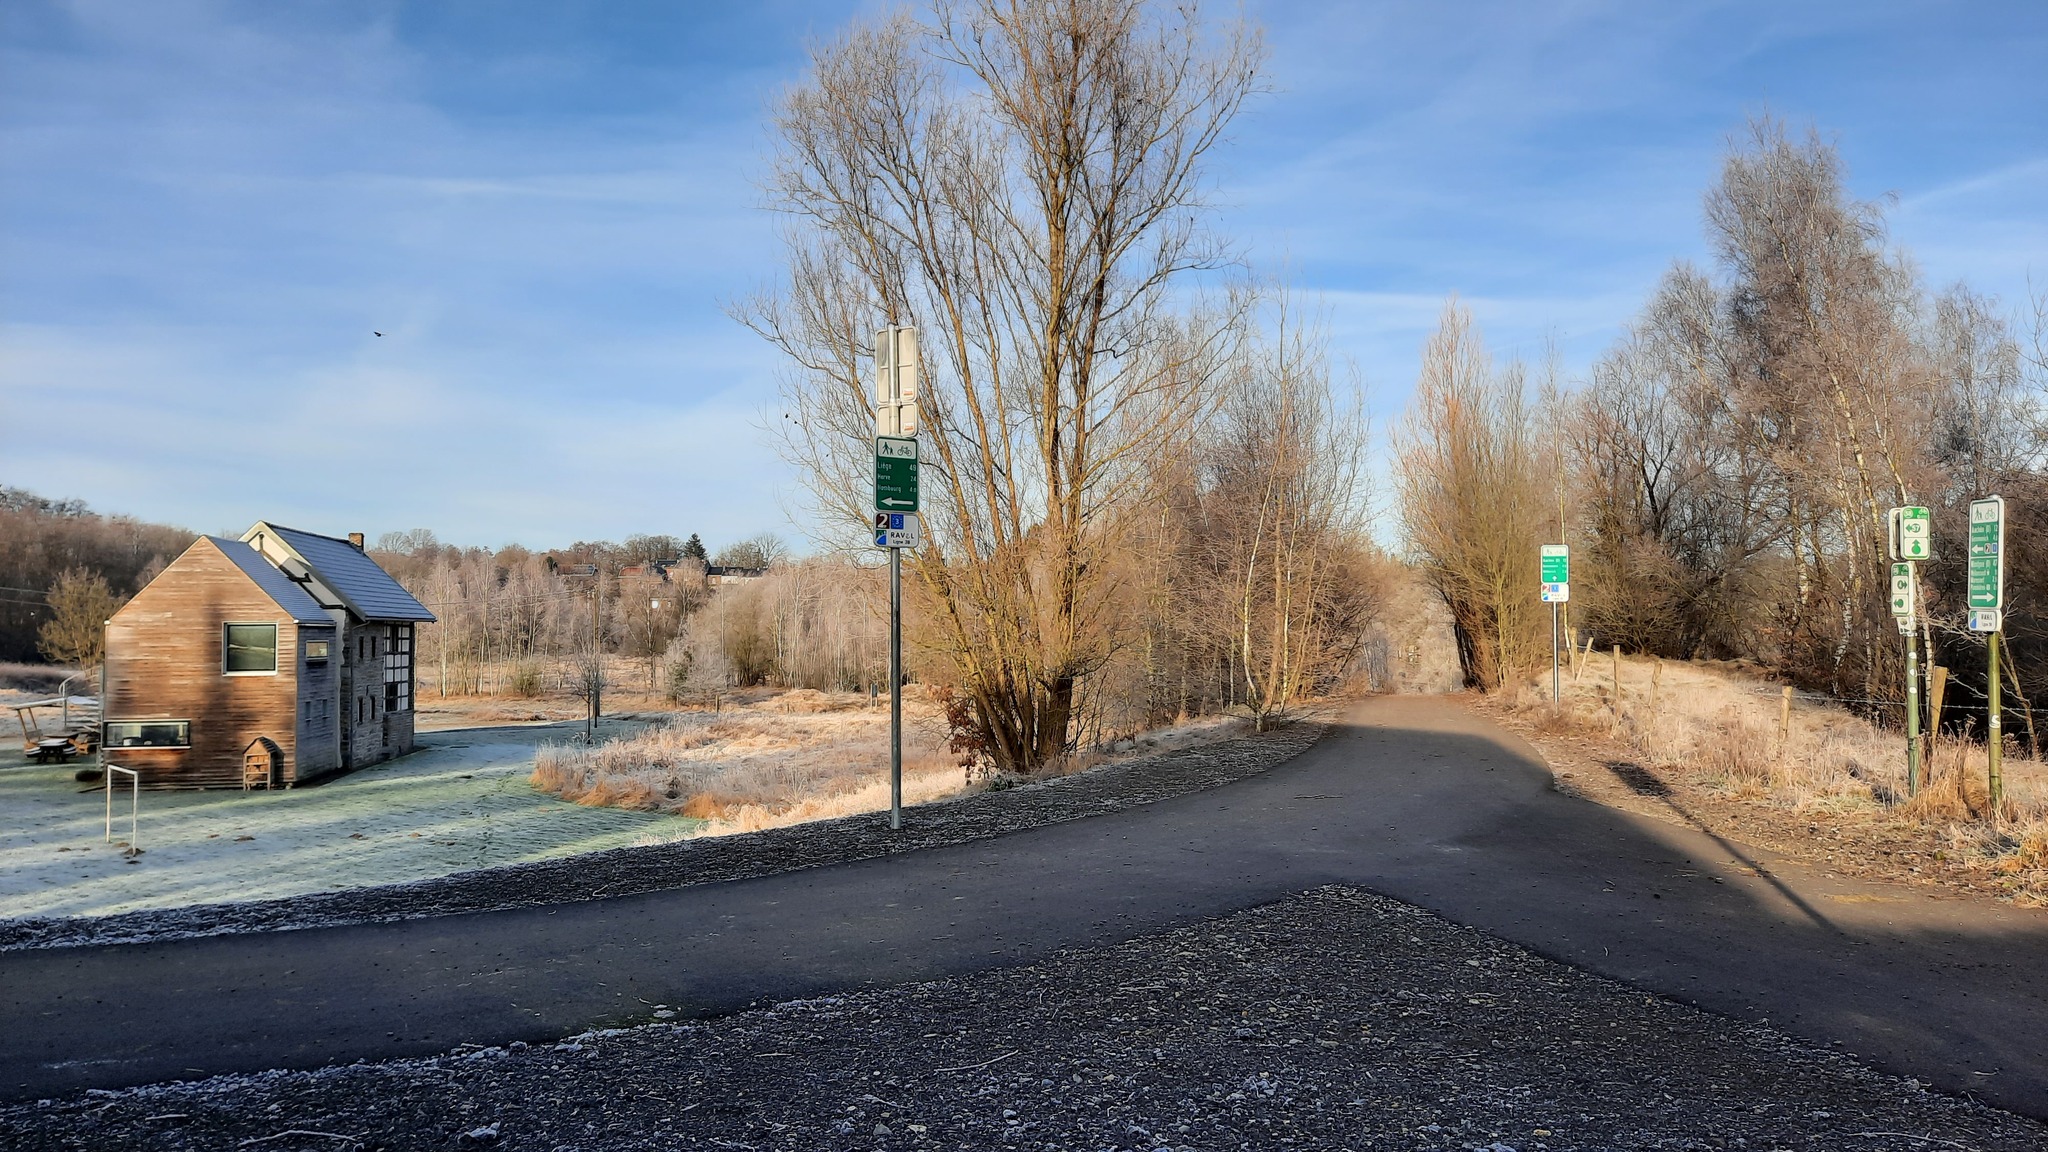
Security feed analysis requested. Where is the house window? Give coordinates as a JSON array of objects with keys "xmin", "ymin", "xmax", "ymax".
[
  {"xmin": 385, "ymin": 624, "xmax": 413, "ymax": 712},
  {"xmin": 305, "ymin": 639, "xmax": 331, "ymax": 661},
  {"xmin": 224, "ymin": 623, "xmax": 279, "ymax": 674},
  {"xmin": 106, "ymin": 720, "xmax": 191, "ymax": 748}
]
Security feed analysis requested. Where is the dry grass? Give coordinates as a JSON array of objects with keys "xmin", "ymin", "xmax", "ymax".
[
  {"xmin": 528, "ymin": 686, "xmax": 1268, "ymax": 839},
  {"xmin": 530, "ymin": 689, "xmax": 963, "ymax": 835},
  {"xmin": 1507, "ymin": 656, "xmax": 2048, "ymax": 903}
]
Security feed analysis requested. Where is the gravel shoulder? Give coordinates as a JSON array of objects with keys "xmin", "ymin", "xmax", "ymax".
[
  {"xmin": 5, "ymin": 885, "xmax": 2037, "ymax": 1152},
  {"xmin": 0, "ymin": 716, "xmax": 1327, "ymax": 952}
]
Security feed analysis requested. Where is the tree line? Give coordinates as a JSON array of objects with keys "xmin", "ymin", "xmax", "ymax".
[
  {"xmin": 0, "ymin": 487, "xmax": 195, "ymax": 666},
  {"xmin": 1399, "ymin": 117, "xmax": 2048, "ymax": 740}
]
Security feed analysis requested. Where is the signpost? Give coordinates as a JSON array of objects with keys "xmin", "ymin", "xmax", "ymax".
[
  {"xmin": 1540, "ymin": 545, "xmax": 1569, "ymax": 702},
  {"xmin": 1888, "ymin": 544, "xmax": 1922, "ymax": 796},
  {"xmin": 874, "ymin": 435, "xmax": 919, "ymax": 513},
  {"xmin": 1969, "ymin": 496, "xmax": 2007, "ymax": 806},
  {"xmin": 874, "ymin": 326, "xmax": 919, "ymax": 830}
]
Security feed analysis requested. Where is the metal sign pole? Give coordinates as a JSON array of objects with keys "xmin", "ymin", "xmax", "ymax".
[
  {"xmin": 1551, "ymin": 601, "xmax": 1560, "ymax": 703},
  {"xmin": 1905, "ymin": 621, "xmax": 1921, "ymax": 798},
  {"xmin": 1968, "ymin": 496, "xmax": 2006, "ymax": 810},
  {"xmin": 889, "ymin": 546, "xmax": 902, "ymax": 830},
  {"xmin": 1989, "ymin": 630, "xmax": 2003, "ymax": 810}
]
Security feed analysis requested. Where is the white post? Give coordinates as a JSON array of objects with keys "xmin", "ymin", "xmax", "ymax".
[{"xmin": 105, "ymin": 765, "xmax": 138, "ymax": 853}]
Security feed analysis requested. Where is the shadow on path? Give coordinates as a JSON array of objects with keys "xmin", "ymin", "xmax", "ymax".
[{"xmin": 2, "ymin": 695, "xmax": 2044, "ymax": 1119}]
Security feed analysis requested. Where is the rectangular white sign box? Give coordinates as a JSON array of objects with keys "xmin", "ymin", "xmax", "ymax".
[
  {"xmin": 1540, "ymin": 582, "xmax": 1569, "ymax": 603},
  {"xmin": 873, "ymin": 511, "xmax": 923, "ymax": 549}
]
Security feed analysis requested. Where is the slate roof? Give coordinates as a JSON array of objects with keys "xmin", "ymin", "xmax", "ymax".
[
  {"xmin": 206, "ymin": 537, "xmax": 332, "ymax": 625},
  {"xmin": 248, "ymin": 524, "xmax": 437, "ymax": 623}
]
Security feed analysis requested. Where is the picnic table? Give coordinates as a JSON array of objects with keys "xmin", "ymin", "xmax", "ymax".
[{"xmin": 31, "ymin": 738, "xmax": 76, "ymax": 764}]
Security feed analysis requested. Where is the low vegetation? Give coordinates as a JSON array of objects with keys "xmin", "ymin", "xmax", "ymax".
[
  {"xmin": 529, "ymin": 689, "xmax": 960, "ymax": 833},
  {"xmin": 1500, "ymin": 653, "xmax": 2048, "ymax": 903}
]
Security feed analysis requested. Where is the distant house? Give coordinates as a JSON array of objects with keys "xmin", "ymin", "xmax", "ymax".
[
  {"xmin": 101, "ymin": 524, "xmax": 435, "ymax": 789},
  {"xmin": 705, "ymin": 564, "xmax": 767, "ymax": 586}
]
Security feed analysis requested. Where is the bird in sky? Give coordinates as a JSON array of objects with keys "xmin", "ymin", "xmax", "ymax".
[{"xmin": 373, "ymin": 331, "xmax": 384, "ymax": 337}]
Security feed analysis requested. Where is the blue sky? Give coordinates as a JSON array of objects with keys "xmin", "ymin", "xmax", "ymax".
[{"xmin": 2, "ymin": 1, "xmax": 2043, "ymax": 553}]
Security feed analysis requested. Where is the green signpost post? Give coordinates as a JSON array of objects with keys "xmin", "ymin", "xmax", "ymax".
[
  {"xmin": 1539, "ymin": 545, "xmax": 1569, "ymax": 702},
  {"xmin": 1970, "ymin": 496, "xmax": 2007, "ymax": 806}
]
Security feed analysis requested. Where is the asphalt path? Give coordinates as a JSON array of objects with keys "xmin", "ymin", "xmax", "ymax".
[{"xmin": 5, "ymin": 696, "xmax": 2046, "ymax": 1118}]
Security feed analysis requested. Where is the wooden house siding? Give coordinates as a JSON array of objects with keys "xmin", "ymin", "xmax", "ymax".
[{"xmin": 103, "ymin": 540, "xmax": 335, "ymax": 789}]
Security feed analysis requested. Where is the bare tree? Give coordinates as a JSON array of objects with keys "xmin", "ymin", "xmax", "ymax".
[
  {"xmin": 1707, "ymin": 116, "xmax": 1936, "ymax": 699},
  {"xmin": 1394, "ymin": 302, "xmax": 1548, "ymax": 690},
  {"xmin": 742, "ymin": 0, "xmax": 1264, "ymax": 772},
  {"xmin": 1203, "ymin": 298, "xmax": 1375, "ymax": 726}
]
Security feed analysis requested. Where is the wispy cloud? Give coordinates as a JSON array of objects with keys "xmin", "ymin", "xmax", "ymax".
[{"xmin": 1, "ymin": 0, "xmax": 2043, "ymax": 549}]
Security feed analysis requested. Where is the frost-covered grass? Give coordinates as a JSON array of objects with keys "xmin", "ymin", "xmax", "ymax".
[
  {"xmin": 0, "ymin": 720, "xmax": 692, "ymax": 920},
  {"xmin": 1509, "ymin": 653, "xmax": 2048, "ymax": 900},
  {"xmin": 529, "ymin": 688, "xmax": 1260, "ymax": 837},
  {"xmin": 531, "ymin": 689, "xmax": 963, "ymax": 832}
]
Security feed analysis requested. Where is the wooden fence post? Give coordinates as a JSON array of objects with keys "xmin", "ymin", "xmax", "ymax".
[
  {"xmin": 1779, "ymin": 686, "xmax": 1793, "ymax": 747},
  {"xmin": 1611, "ymin": 645, "xmax": 1622, "ymax": 706},
  {"xmin": 1651, "ymin": 659, "xmax": 1663, "ymax": 712}
]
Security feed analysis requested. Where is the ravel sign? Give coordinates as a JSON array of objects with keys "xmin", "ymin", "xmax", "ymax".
[{"xmin": 1969, "ymin": 495, "xmax": 2006, "ymax": 631}]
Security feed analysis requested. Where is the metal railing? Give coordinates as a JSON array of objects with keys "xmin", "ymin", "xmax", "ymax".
[{"xmin": 104, "ymin": 765, "xmax": 139, "ymax": 855}]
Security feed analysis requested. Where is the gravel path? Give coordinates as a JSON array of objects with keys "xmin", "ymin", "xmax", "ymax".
[
  {"xmin": 0, "ymin": 719, "xmax": 1326, "ymax": 951},
  {"xmin": 4, "ymin": 886, "xmax": 2036, "ymax": 1151}
]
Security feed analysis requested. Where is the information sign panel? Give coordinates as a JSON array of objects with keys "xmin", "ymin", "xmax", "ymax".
[
  {"xmin": 874, "ymin": 436, "xmax": 919, "ymax": 514},
  {"xmin": 1540, "ymin": 582, "xmax": 1569, "ymax": 604},
  {"xmin": 1539, "ymin": 544, "xmax": 1569, "ymax": 585},
  {"xmin": 1890, "ymin": 562, "xmax": 1914, "ymax": 619},
  {"xmin": 1968, "ymin": 496, "xmax": 2005, "ymax": 613},
  {"xmin": 1892, "ymin": 506, "xmax": 1932, "ymax": 561},
  {"xmin": 873, "ymin": 511, "xmax": 923, "ymax": 549}
]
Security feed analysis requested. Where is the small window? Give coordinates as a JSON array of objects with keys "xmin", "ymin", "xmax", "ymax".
[
  {"xmin": 106, "ymin": 720, "xmax": 191, "ymax": 748},
  {"xmin": 305, "ymin": 639, "xmax": 331, "ymax": 661},
  {"xmin": 224, "ymin": 623, "xmax": 279, "ymax": 674}
]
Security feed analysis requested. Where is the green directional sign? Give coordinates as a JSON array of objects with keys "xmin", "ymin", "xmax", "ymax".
[
  {"xmin": 874, "ymin": 436, "xmax": 919, "ymax": 514},
  {"xmin": 1969, "ymin": 496, "xmax": 2005, "ymax": 611},
  {"xmin": 1890, "ymin": 562, "xmax": 1914, "ymax": 618},
  {"xmin": 1539, "ymin": 544, "xmax": 1569, "ymax": 585},
  {"xmin": 1890, "ymin": 505, "xmax": 1932, "ymax": 561}
]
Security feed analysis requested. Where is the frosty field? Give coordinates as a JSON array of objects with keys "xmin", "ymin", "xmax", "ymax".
[{"xmin": 0, "ymin": 719, "xmax": 697, "ymax": 920}]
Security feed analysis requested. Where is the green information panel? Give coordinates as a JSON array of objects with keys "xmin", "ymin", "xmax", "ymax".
[
  {"xmin": 874, "ymin": 436, "xmax": 919, "ymax": 514},
  {"xmin": 1968, "ymin": 497, "xmax": 2004, "ymax": 610},
  {"xmin": 1539, "ymin": 544, "xmax": 1569, "ymax": 585}
]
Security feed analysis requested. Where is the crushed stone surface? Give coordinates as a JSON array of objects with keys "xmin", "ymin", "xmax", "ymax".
[{"xmin": 3, "ymin": 886, "xmax": 2036, "ymax": 1151}]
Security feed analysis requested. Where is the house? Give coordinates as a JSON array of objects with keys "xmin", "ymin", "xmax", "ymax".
[
  {"xmin": 705, "ymin": 564, "xmax": 767, "ymax": 586},
  {"xmin": 100, "ymin": 524, "xmax": 435, "ymax": 789}
]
